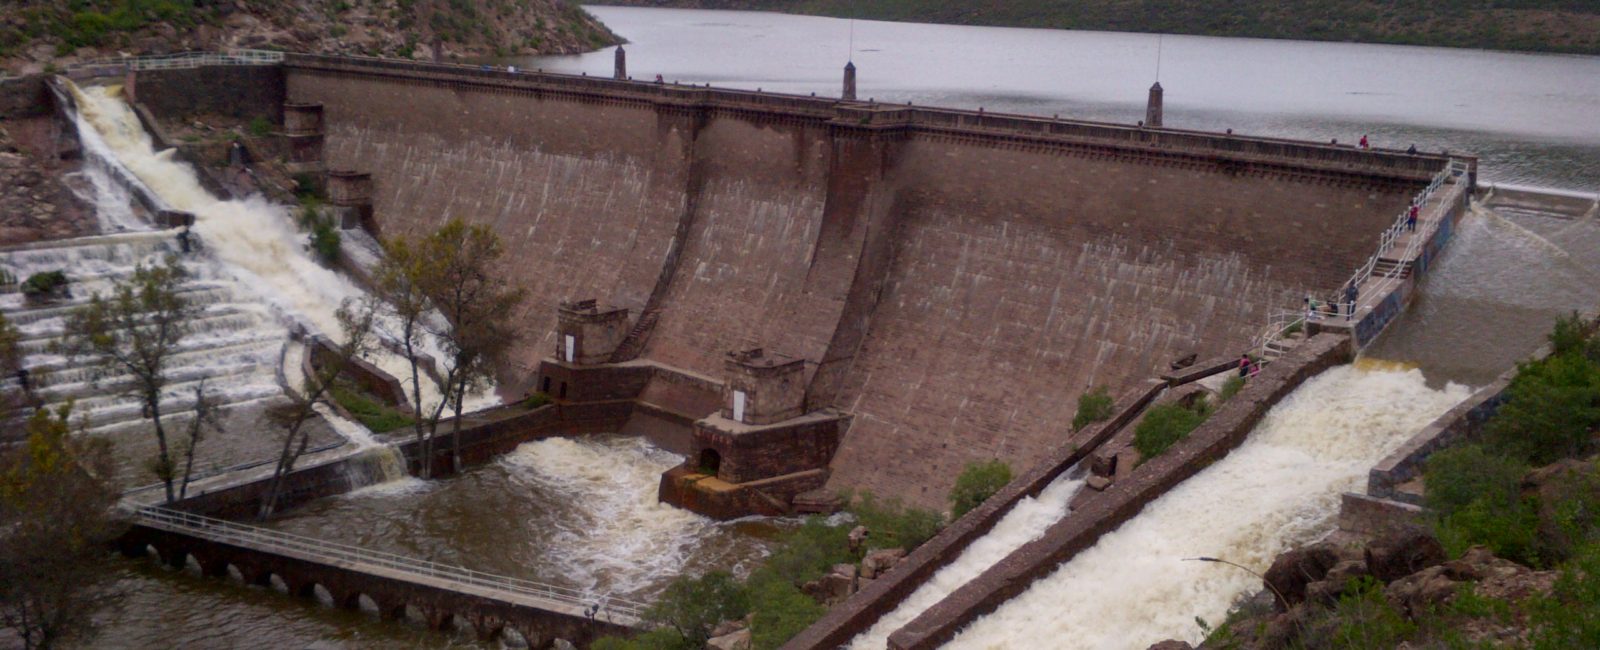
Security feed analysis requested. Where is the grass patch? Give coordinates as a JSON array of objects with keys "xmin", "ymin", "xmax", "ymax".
[
  {"xmin": 1132, "ymin": 398, "xmax": 1212, "ymax": 463},
  {"xmin": 1072, "ymin": 385, "xmax": 1114, "ymax": 431},
  {"xmin": 329, "ymin": 384, "xmax": 413, "ymax": 434},
  {"xmin": 948, "ymin": 459, "xmax": 1013, "ymax": 519}
]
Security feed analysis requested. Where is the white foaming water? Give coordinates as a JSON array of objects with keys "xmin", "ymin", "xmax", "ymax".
[
  {"xmin": 849, "ymin": 471, "xmax": 1087, "ymax": 650},
  {"xmin": 500, "ymin": 436, "xmax": 723, "ymax": 597},
  {"xmin": 66, "ymin": 83, "xmax": 495, "ymax": 415},
  {"xmin": 945, "ymin": 363, "xmax": 1470, "ymax": 650}
]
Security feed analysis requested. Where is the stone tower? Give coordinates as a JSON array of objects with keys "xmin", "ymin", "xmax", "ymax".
[
  {"xmin": 843, "ymin": 61, "xmax": 857, "ymax": 101},
  {"xmin": 1145, "ymin": 82, "xmax": 1164, "ymax": 128},
  {"xmin": 614, "ymin": 46, "xmax": 627, "ymax": 80}
]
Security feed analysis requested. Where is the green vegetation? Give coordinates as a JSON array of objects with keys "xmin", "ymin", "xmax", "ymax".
[
  {"xmin": 247, "ymin": 116, "xmax": 275, "ymax": 138},
  {"xmin": 329, "ymin": 384, "xmax": 413, "ymax": 434},
  {"xmin": 1071, "ymin": 385, "xmax": 1114, "ymax": 431},
  {"xmin": 948, "ymin": 459, "xmax": 1013, "ymax": 519},
  {"xmin": 0, "ymin": 0, "xmax": 205, "ymax": 55},
  {"xmin": 597, "ymin": 0, "xmax": 1600, "ymax": 55},
  {"xmin": 522, "ymin": 391, "xmax": 552, "ymax": 409},
  {"xmin": 1132, "ymin": 397, "xmax": 1213, "ymax": 463},
  {"xmin": 1219, "ymin": 375, "xmax": 1246, "ymax": 402},
  {"xmin": 596, "ymin": 494, "xmax": 942, "ymax": 649},
  {"xmin": 20, "ymin": 271, "xmax": 69, "ymax": 300},
  {"xmin": 296, "ymin": 197, "xmax": 341, "ymax": 265}
]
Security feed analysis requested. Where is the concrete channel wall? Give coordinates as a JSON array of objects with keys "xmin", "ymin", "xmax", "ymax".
[
  {"xmin": 782, "ymin": 357, "xmax": 1240, "ymax": 649},
  {"xmin": 887, "ymin": 333, "xmax": 1351, "ymax": 650}
]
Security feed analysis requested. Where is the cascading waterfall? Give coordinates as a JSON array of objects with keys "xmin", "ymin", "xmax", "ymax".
[
  {"xmin": 849, "ymin": 470, "xmax": 1087, "ymax": 650},
  {"xmin": 64, "ymin": 81, "xmax": 496, "ymax": 418},
  {"xmin": 944, "ymin": 363, "xmax": 1470, "ymax": 650}
]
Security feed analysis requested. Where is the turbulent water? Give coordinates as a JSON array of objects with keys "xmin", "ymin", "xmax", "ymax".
[
  {"xmin": 264, "ymin": 435, "xmax": 786, "ymax": 601},
  {"xmin": 944, "ymin": 364, "xmax": 1470, "ymax": 650},
  {"xmin": 68, "ymin": 83, "xmax": 486, "ymax": 416},
  {"xmin": 848, "ymin": 471, "xmax": 1086, "ymax": 650},
  {"xmin": 1363, "ymin": 204, "xmax": 1600, "ymax": 386}
]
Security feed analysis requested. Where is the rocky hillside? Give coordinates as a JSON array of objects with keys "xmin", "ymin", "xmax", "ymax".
[
  {"xmin": 1, "ymin": 0, "xmax": 618, "ymax": 75},
  {"xmin": 595, "ymin": 0, "xmax": 1600, "ymax": 55}
]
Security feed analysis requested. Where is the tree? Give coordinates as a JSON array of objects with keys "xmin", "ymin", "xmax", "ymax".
[
  {"xmin": 375, "ymin": 219, "xmax": 526, "ymax": 478},
  {"xmin": 949, "ymin": 459, "xmax": 1013, "ymax": 519},
  {"xmin": 415, "ymin": 218, "xmax": 526, "ymax": 474},
  {"xmin": 259, "ymin": 299, "xmax": 377, "ymax": 519},
  {"xmin": 372, "ymin": 234, "xmax": 438, "ymax": 477},
  {"xmin": 0, "ymin": 404, "xmax": 123, "ymax": 649},
  {"xmin": 643, "ymin": 571, "xmax": 749, "ymax": 648},
  {"xmin": 55, "ymin": 256, "xmax": 193, "ymax": 502},
  {"xmin": 176, "ymin": 379, "xmax": 224, "ymax": 501}
]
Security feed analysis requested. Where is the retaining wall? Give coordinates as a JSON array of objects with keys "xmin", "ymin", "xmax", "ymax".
[{"xmin": 887, "ymin": 333, "xmax": 1351, "ymax": 650}]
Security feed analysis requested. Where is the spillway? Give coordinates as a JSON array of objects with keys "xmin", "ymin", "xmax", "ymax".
[
  {"xmin": 944, "ymin": 364, "xmax": 1469, "ymax": 649},
  {"xmin": 849, "ymin": 471, "xmax": 1087, "ymax": 650},
  {"xmin": 65, "ymin": 82, "xmax": 484, "ymax": 417}
]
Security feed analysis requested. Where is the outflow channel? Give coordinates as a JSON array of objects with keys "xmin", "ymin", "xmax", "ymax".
[{"xmin": 945, "ymin": 363, "xmax": 1469, "ymax": 650}]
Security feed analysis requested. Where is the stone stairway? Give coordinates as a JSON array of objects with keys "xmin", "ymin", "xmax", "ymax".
[{"xmin": 607, "ymin": 307, "xmax": 661, "ymax": 363}]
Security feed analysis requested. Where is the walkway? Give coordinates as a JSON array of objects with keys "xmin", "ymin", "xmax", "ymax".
[{"xmin": 129, "ymin": 506, "xmax": 645, "ymax": 629}]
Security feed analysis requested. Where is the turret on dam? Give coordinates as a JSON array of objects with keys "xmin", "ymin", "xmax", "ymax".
[{"xmin": 124, "ymin": 55, "xmax": 1465, "ymax": 510}]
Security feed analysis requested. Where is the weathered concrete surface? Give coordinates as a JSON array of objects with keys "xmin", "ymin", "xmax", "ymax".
[
  {"xmin": 271, "ymin": 55, "xmax": 1441, "ymax": 507},
  {"xmin": 781, "ymin": 378, "xmax": 1167, "ymax": 650},
  {"xmin": 887, "ymin": 333, "xmax": 1351, "ymax": 650}
]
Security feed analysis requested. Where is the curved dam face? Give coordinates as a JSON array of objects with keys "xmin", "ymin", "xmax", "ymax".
[{"xmin": 249, "ymin": 57, "xmax": 1441, "ymax": 507}]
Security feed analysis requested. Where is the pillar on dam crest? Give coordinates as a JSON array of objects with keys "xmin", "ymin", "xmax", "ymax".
[
  {"xmin": 659, "ymin": 348, "xmax": 847, "ymax": 519},
  {"xmin": 843, "ymin": 61, "xmax": 857, "ymax": 101},
  {"xmin": 614, "ymin": 46, "xmax": 626, "ymax": 80},
  {"xmin": 1145, "ymin": 82, "xmax": 1164, "ymax": 128}
]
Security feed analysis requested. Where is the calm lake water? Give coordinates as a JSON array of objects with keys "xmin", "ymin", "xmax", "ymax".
[
  {"xmin": 79, "ymin": 9, "xmax": 1600, "ymax": 648},
  {"xmin": 527, "ymin": 6, "xmax": 1600, "ymax": 194}
]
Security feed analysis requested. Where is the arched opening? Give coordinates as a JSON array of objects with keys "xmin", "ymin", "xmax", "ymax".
[
  {"xmin": 698, "ymin": 448, "xmax": 722, "ymax": 476},
  {"xmin": 268, "ymin": 574, "xmax": 289, "ymax": 594},
  {"xmin": 541, "ymin": 376, "xmax": 551, "ymax": 393},
  {"xmin": 311, "ymin": 583, "xmax": 334, "ymax": 605},
  {"xmin": 355, "ymin": 593, "xmax": 381, "ymax": 616},
  {"xmin": 558, "ymin": 381, "xmax": 568, "ymax": 399},
  {"xmin": 226, "ymin": 564, "xmax": 246, "ymax": 583}
]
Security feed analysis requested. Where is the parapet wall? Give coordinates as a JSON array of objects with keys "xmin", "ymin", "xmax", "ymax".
[{"xmin": 270, "ymin": 54, "xmax": 1444, "ymax": 507}]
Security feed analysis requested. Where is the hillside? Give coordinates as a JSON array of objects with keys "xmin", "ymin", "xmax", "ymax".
[
  {"xmin": 593, "ymin": 0, "xmax": 1600, "ymax": 55},
  {"xmin": 0, "ymin": 0, "xmax": 619, "ymax": 75}
]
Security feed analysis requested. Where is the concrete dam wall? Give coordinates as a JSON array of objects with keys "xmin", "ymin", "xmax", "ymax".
[{"xmin": 273, "ymin": 56, "xmax": 1443, "ymax": 507}]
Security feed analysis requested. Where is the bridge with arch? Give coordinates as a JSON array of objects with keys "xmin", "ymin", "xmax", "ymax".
[{"xmin": 118, "ymin": 507, "xmax": 643, "ymax": 648}]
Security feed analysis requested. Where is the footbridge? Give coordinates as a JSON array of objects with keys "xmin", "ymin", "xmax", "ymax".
[{"xmin": 119, "ymin": 506, "xmax": 642, "ymax": 647}]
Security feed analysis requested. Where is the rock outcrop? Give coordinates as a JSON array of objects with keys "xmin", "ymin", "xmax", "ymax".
[{"xmin": 1, "ymin": 0, "xmax": 619, "ymax": 75}]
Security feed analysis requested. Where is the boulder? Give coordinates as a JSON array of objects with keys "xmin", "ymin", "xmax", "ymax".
[
  {"xmin": 709, "ymin": 618, "xmax": 747, "ymax": 638},
  {"xmin": 861, "ymin": 548, "xmax": 906, "ymax": 579},
  {"xmin": 1263, "ymin": 543, "xmax": 1341, "ymax": 608},
  {"xmin": 1476, "ymin": 569, "xmax": 1558, "ymax": 603},
  {"xmin": 707, "ymin": 628, "xmax": 752, "ymax": 650},
  {"xmin": 847, "ymin": 525, "xmax": 869, "ymax": 553},
  {"xmin": 1443, "ymin": 546, "xmax": 1531, "ymax": 582},
  {"xmin": 1385, "ymin": 565, "xmax": 1461, "ymax": 615},
  {"xmin": 551, "ymin": 640, "xmax": 576, "ymax": 650},
  {"xmin": 1365, "ymin": 529, "xmax": 1445, "ymax": 582},
  {"xmin": 1147, "ymin": 640, "xmax": 1193, "ymax": 650},
  {"xmin": 1086, "ymin": 475, "xmax": 1112, "ymax": 491}
]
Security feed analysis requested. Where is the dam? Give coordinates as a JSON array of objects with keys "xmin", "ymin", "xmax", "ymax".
[{"xmin": 1, "ymin": 6, "xmax": 1597, "ymax": 650}]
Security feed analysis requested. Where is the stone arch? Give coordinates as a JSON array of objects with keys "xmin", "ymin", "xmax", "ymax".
[
  {"xmin": 190, "ymin": 551, "xmax": 229, "ymax": 578},
  {"xmin": 268, "ymin": 573, "xmax": 291, "ymax": 594},
  {"xmin": 308, "ymin": 582, "xmax": 333, "ymax": 604},
  {"xmin": 117, "ymin": 539, "xmax": 149, "ymax": 558},
  {"xmin": 156, "ymin": 545, "xmax": 188, "ymax": 570}
]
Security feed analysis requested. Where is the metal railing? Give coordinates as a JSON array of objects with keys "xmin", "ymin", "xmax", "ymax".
[
  {"xmin": 65, "ymin": 49, "xmax": 284, "ymax": 75},
  {"xmin": 132, "ymin": 506, "xmax": 647, "ymax": 625}
]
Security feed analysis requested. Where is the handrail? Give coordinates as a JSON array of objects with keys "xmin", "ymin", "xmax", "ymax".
[
  {"xmin": 131, "ymin": 506, "xmax": 648, "ymax": 624},
  {"xmin": 64, "ymin": 49, "xmax": 284, "ymax": 74}
]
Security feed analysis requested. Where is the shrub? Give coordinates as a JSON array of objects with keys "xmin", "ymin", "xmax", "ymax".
[
  {"xmin": 1532, "ymin": 541, "xmax": 1600, "ymax": 649},
  {"xmin": 1304, "ymin": 576, "xmax": 1417, "ymax": 649},
  {"xmin": 310, "ymin": 219, "xmax": 341, "ymax": 264},
  {"xmin": 1425, "ymin": 444, "xmax": 1541, "ymax": 563},
  {"xmin": 1072, "ymin": 386, "xmax": 1114, "ymax": 430},
  {"xmin": 330, "ymin": 384, "xmax": 413, "ymax": 434},
  {"xmin": 1219, "ymin": 375, "xmax": 1245, "ymax": 402},
  {"xmin": 747, "ymin": 576, "xmax": 826, "ymax": 650},
  {"xmin": 1548, "ymin": 311, "xmax": 1591, "ymax": 356},
  {"xmin": 1133, "ymin": 400, "xmax": 1210, "ymax": 462},
  {"xmin": 1482, "ymin": 351, "xmax": 1600, "ymax": 466},
  {"xmin": 641, "ymin": 571, "xmax": 749, "ymax": 648},
  {"xmin": 948, "ymin": 459, "xmax": 1013, "ymax": 519},
  {"xmin": 247, "ymin": 115, "xmax": 274, "ymax": 137},
  {"xmin": 522, "ymin": 392, "xmax": 551, "ymax": 409},
  {"xmin": 21, "ymin": 270, "xmax": 69, "ymax": 298},
  {"xmin": 852, "ymin": 492, "xmax": 943, "ymax": 551}
]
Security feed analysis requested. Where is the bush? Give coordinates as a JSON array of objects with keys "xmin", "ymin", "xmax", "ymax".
[
  {"xmin": 310, "ymin": 219, "xmax": 341, "ymax": 264},
  {"xmin": 247, "ymin": 115, "xmax": 274, "ymax": 137},
  {"xmin": 747, "ymin": 576, "xmax": 826, "ymax": 650},
  {"xmin": 640, "ymin": 571, "xmax": 749, "ymax": 647},
  {"xmin": 1219, "ymin": 375, "xmax": 1245, "ymax": 402},
  {"xmin": 1548, "ymin": 311, "xmax": 1591, "ymax": 356},
  {"xmin": 21, "ymin": 270, "xmax": 69, "ymax": 299},
  {"xmin": 948, "ymin": 459, "xmax": 1013, "ymax": 519},
  {"xmin": 522, "ymin": 392, "xmax": 551, "ymax": 409},
  {"xmin": 1482, "ymin": 351, "xmax": 1600, "ymax": 466},
  {"xmin": 852, "ymin": 492, "xmax": 943, "ymax": 551},
  {"xmin": 1532, "ymin": 541, "xmax": 1600, "ymax": 648},
  {"xmin": 1425, "ymin": 444, "xmax": 1541, "ymax": 563},
  {"xmin": 1302, "ymin": 576, "xmax": 1417, "ymax": 649},
  {"xmin": 329, "ymin": 384, "xmax": 413, "ymax": 434},
  {"xmin": 1132, "ymin": 400, "xmax": 1210, "ymax": 462},
  {"xmin": 1072, "ymin": 386, "xmax": 1114, "ymax": 430}
]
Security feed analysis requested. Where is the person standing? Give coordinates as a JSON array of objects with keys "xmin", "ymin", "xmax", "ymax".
[
  {"xmin": 1406, "ymin": 203, "xmax": 1420, "ymax": 232},
  {"xmin": 1359, "ymin": 134, "xmax": 1370, "ymax": 149},
  {"xmin": 1238, "ymin": 353, "xmax": 1252, "ymax": 378},
  {"xmin": 1344, "ymin": 283, "xmax": 1359, "ymax": 318}
]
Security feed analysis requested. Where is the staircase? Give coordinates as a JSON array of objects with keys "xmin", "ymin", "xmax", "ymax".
[
  {"xmin": 1372, "ymin": 256, "xmax": 1414, "ymax": 280},
  {"xmin": 607, "ymin": 307, "xmax": 661, "ymax": 363}
]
